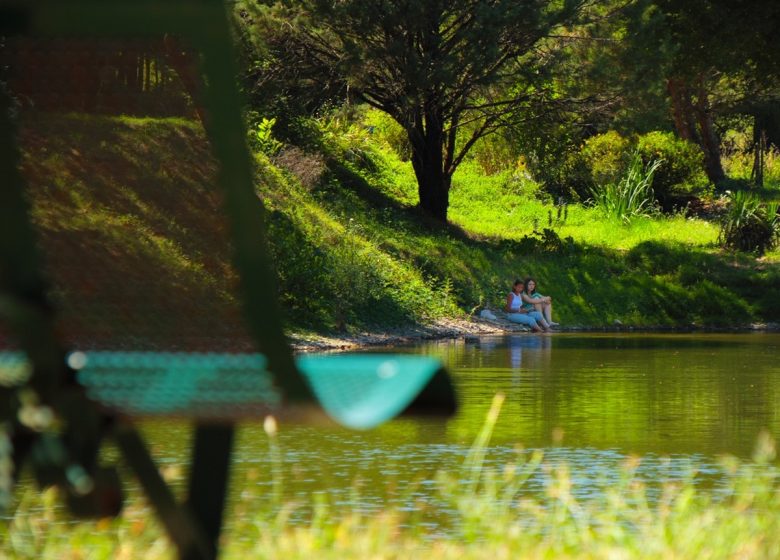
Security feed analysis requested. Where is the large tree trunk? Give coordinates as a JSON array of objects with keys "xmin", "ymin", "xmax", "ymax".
[
  {"xmin": 667, "ymin": 76, "xmax": 725, "ymax": 186},
  {"xmin": 693, "ymin": 78, "xmax": 725, "ymax": 185},
  {"xmin": 408, "ymin": 115, "xmax": 451, "ymax": 222},
  {"xmin": 667, "ymin": 78, "xmax": 698, "ymax": 142}
]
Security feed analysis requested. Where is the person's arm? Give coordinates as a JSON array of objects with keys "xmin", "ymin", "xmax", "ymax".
[
  {"xmin": 522, "ymin": 292, "xmax": 551, "ymax": 304},
  {"xmin": 505, "ymin": 293, "xmax": 514, "ymax": 313}
]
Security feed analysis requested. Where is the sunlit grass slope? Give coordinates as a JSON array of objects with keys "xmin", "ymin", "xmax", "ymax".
[
  {"xmin": 17, "ymin": 112, "xmax": 780, "ymax": 342},
  {"xmin": 306, "ymin": 115, "xmax": 779, "ymax": 327}
]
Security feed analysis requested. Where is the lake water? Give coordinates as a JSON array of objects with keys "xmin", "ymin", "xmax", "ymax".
[{"xmin": 140, "ymin": 333, "xmax": 780, "ymax": 524}]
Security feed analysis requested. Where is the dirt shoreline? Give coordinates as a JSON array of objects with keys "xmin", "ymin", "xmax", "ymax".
[{"xmin": 289, "ymin": 316, "xmax": 780, "ymax": 353}]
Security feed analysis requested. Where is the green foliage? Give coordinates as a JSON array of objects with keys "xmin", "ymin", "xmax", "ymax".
[
  {"xmin": 462, "ymin": 128, "xmax": 520, "ymax": 176},
  {"xmin": 243, "ymin": 0, "xmax": 592, "ymax": 221},
  {"xmin": 362, "ymin": 109, "xmax": 411, "ymax": 161},
  {"xmin": 590, "ymin": 151, "xmax": 661, "ymax": 224},
  {"xmin": 635, "ymin": 131, "xmax": 709, "ymax": 207},
  {"xmin": 552, "ymin": 130, "xmax": 710, "ymax": 211},
  {"xmin": 266, "ymin": 210, "xmax": 332, "ymax": 326},
  {"xmin": 719, "ymin": 191, "xmax": 780, "ymax": 255},
  {"xmin": 722, "ymin": 127, "xmax": 780, "ymax": 189},
  {"xmin": 553, "ymin": 131, "xmax": 632, "ymax": 202},
  {"xmin": 249, "ymin": 114, "xmax": 284, "ymax": 156},
  {"xmin": 580, "ymin": 131, "xmax": 631, "ymax": 187},
  {"xmin": 22, "ymin": 113, "xmax": 780, "ymax": 339}
]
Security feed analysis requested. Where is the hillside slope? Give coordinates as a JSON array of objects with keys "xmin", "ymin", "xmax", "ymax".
[{"xmin": 12, "ymin": 113, "xmax": 780, "ymax": 352}]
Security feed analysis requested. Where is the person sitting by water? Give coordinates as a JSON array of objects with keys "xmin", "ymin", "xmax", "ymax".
[
  {"xmin": 505, "ymin": 279, "xmax": 549, "ymax": 332},
  {"xmin": 522, "ymin": 276, "xmax": 559, "ymax": 327}
]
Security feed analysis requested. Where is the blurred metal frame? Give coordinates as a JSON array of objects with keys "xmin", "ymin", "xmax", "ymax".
[{"xmin": 0, "ymin": 1, "xmax": 313, "ymax": 558}]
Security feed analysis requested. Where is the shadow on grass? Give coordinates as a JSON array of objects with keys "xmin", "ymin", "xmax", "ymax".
[
  {"xmin": 311, "ymin": 154, "xmax": 780, "ymax": 327},
  {"xmin": 17, "ymin": 112, "xmax": 780, "ymax": 342}
]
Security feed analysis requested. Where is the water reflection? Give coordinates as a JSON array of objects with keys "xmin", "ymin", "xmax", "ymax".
[
  {"xmin": 137, "ymin": 333, "xmax": 780, "ymax": 527},
  {"xmin": 442, "ymin": 333, "xmax": 780, "ymax": 457}
]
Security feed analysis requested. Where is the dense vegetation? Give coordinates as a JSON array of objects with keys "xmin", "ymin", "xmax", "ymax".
[
  {"xmin": 18, "ymin": 109, "xmax": 779, "ymax": 342},
  {"xmin": 220, "ymin": 0, "xmax": 780, "ymax": 332},
  {"xmin": 236, "ymin": 0, "xmax": 780, "ymax": 222}
]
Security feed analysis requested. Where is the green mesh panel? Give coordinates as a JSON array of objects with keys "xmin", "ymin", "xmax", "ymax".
[
  {"xmin": 2, "ymin": 351, "xmax": 446, "ymax": 427},
  {"xmin": 68, "ymin": 351, "xmax": 281, "ymax": 419},
  {"xmin": 296, "ymin": 354, "xmax": 444, "ymax": 430}
]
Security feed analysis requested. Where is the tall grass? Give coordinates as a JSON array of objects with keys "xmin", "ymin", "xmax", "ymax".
[
  {"xmin": 3, "ymin": 396, "xmax": 780, "ymax": 559},
  {"xmin": 590, "ymin": 152, "xmax": 661, "ymax": 224}
]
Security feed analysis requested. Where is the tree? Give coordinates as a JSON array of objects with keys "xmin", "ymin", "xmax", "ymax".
[
  {"xmin": 248, "ymin": 0, "xmax": 588, "ymax": 222},
  {"xmin": 623, "ymin": 0, "xmax": 780, "ymax": 186}
]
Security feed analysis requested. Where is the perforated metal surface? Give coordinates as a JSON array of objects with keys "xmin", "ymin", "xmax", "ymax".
[
  {"xmin": 69, "ymin": 351, "xmax": 281, "ymax": 419},
  {"xmin": 297, "ymin": 354, "xmax": 445, "ymax": 429},
  {"xmin": 1, "ymin": 350, "xmax": 448, "ymax": 426}
]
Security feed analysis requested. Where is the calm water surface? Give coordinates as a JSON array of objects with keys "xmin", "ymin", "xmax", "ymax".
[{"xmin": 142, "ymin": 333, "xmax": 780, "ymax": 521}]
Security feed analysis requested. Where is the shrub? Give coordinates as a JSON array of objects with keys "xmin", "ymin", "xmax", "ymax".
[
  {"xmin": 466, "ymin": 131, "xmax": 519, "ymax": 175},
  {"xmin": 549, "ymin": 131, "xmax": 630, "ymax": 203},
  {"xmin": 247, "ymin": 113, "xmax": 284, "ymax": 156},
  {"xmin": 635, "ymin": 131, "xmax": 709, "ymax": 210},
  {"xmin": 590, "ymin": 151, "xmax": 660, "ymax": 224},
  {"xmin": 580, "ymin": 131, "xmax": 631, "ymax": 187},
  {"xmin": 719, "ymin": 191, "xmax": 780, "ymax": 255}
]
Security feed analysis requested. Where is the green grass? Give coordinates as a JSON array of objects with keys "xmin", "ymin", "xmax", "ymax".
[
  {"xmin": 308, "ymin": 117, "xmax": 779, "ymax": 327},
  {"xmin": 4, "ymin": 396, "xmax": 780, "ymax": 559},
  {"xmin": 448, "ymin": 162, "xmax": 720, "ymax": 250},
  {"xmin": 16, "ymin": 111, "xmax": 780, "ymax": 349}
]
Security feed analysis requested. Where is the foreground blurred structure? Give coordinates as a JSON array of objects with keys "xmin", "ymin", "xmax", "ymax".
[{"xmin": 0, "ymin": 2, "xmax": 455, "ymax": 558}]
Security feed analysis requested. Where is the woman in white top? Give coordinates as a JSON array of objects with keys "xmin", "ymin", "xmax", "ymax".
[{"xmin": 505, "ymin": 279, "xmax": 548, "ymax": 332}]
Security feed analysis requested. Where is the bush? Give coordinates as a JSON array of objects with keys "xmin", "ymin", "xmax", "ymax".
[
  {"xmin": 246, "ymin": 112, "xmax": 284, "ymax": 156},
  {"xmin": 550, "ymin": 131, "xmax": 630, "ymax": 203},
  {"xmin": 580, "ymin": 131, "xmax": 631, "ymax": 187},
  {"xmin": 542, "ymin": 149, "xmax": 590, "ymax": 202},
  {"xmin": 466, "ymin": 130, "xmax": 519, "ymax": 175},
  {"xmin": 719, "ymin": 191, "xmax": 780, "ymax": 255},
  {"xmin": 635, "ymin": 131, "xmax": 709, "ymax": 210},
  {"xmin": 564, "ymin": 131, "xmax": 710, "ymax": 213}
]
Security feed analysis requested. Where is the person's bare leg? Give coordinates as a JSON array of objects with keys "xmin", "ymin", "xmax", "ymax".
[{"xmin": 545, "ymin": 303, "xmax": 559, "ymax": 326}]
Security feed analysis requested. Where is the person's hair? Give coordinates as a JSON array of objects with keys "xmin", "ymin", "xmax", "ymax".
[
  {"xmin": 513, "ymin": 279, "xmax": 524, "ymax": 289},
  {"xmin": 523, "ymin": 276, "xmax": 536, "ymax": 294}
]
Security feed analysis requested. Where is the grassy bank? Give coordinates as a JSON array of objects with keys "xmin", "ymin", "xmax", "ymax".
[{"xmin": 15, "ymin": 112, "xmax": 780, "ymax": 350}]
